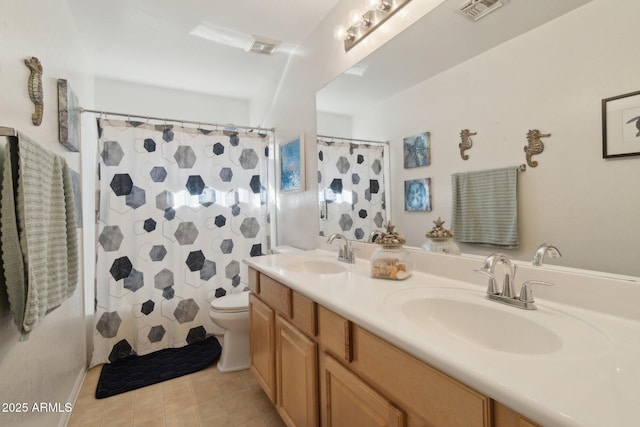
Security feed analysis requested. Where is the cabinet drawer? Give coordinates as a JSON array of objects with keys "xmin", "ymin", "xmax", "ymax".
[
  {"xmin": 248, "ymin": 267, "xmax": 260, "ymax": 293},
  {"xmin": 292, "ymin": 292, "xmax": 317, "ymax": 338},
  {"xmin": 351, "ymin": 325, "xmax": 491, "ymax": 427},
  {"xmin": 318, "ymin": 305, "xmax": 352, "ymax": 363},
  {"xmin": 259, "ymin": 273, "xmax": 292, "ymax": 317}
]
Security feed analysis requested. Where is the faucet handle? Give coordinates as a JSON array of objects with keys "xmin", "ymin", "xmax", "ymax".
[
  {"xmin": 474, "ymin": 269, "xmax": 499, "ymax": 295},
  {"xmin": 346, "ymin": 247, "xmax": 358, "ymax": 263},
  {"xmin": 518, "ymin": 280, "xmax": 553, "ymax": 303}
]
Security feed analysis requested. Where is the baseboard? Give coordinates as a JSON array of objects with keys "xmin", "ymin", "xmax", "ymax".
[{"xmin": 58, "ymin": 366, "xmax": 87, "ymax": 427}]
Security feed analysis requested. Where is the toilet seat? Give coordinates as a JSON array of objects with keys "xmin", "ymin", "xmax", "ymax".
[{"xmin": 210, "ymin": 291, "xmax": 249, "ymax": 313}]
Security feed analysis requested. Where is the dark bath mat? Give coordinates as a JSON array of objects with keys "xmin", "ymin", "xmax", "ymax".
[{"xmin": 95, "ymin": 336, "xmax": 221, "ymax": 399}]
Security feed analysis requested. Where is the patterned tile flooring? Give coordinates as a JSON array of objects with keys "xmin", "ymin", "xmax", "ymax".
[{"xmin": 68, "ymin": 363, "xmax": 286, "ymax": 427}]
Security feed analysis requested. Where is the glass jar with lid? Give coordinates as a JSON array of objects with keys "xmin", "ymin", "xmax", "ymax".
[
  {"xmin": 421, "ymin": 217, "xmax": 461, "ymax": 255},
  {"xmin": 371, "ymin": 222, "xmax": 413, "ymax": 280}
]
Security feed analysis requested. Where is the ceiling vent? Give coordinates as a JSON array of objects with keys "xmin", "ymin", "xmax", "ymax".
[
  {"xmin": 247, "ymin": 36, "xmax": 280, "ymax": 55},
  {"xmin": 456, "ymin": 0, "xmax": 509, "ymax": 21}
]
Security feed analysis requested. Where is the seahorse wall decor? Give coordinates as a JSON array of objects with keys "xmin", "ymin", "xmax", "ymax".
[
  {"xmin": 524, "ymin": 129, "xmax": 551, "ymax": 167},
  {"xmin": 458, "ymin": 129, "xmax": 476, "ymax": 160},
  {"xmin": 24, "ymin": 56, "xmax": 43, "ymax": 126}
]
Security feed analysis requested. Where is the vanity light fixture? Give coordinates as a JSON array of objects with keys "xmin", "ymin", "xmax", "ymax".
[{"xmin": 334, "ymin": 0, "xmax": 412, "ymax": 52}]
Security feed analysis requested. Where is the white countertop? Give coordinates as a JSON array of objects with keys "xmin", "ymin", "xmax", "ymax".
[{"xmin": 244, "ymin": 249, "xmax": 640, "ymax": 427}]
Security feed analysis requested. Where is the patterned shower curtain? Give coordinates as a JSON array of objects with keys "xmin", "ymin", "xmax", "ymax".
[
  {"xmin": 317, "ymin": 139, "xmax": 386, "ymax": 241},
  {"xmin": 91, "ymin": 119, "xmax": 270, "ymax": 366}
]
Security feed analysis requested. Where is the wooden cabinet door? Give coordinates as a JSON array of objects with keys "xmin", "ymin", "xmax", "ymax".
[
  {"xmin": 493, "ymin": 401, "xmax": 542, "ymax": 427},
  {"xmin": 249, "ymin": 294, "xmax": 276, "ymax": 403},
  {"xmin": 276, "ymin": 315, "xmax": 319, "ymax": 427},
  {"xmin": 320, "ymin": 353, "xmax": 404, "ymax": 427}
]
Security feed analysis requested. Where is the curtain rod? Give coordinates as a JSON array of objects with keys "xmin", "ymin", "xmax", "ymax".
[
  {"xmin": 317, "ymin": 134, "xmax": 388, "ymax": 145},
  {"xmin": 80, "ymin": 108, "xmax": 274, "ymax": 134}
]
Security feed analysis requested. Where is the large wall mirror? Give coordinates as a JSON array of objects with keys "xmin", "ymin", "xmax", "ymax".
[{"xmin": 316, "ymin": 0, "xmax": 640, "ymax": 278}]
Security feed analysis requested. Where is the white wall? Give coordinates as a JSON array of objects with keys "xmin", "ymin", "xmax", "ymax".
[
  {"xmin": 316, "ymin": 112, "xmax": 352, "ymax": 139},
  {"xmin": 350, "ymin": 0, "xmax": 640, "ymax": 276},
  {"xmin": 95, "ymin": 78, "xmax": 251, "ymax": 126},
  {"xmin": 0, "ymin": 1, "xmax": 95, "ymax": 426}
]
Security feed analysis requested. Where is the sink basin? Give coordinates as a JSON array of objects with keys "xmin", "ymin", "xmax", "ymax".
[
  {"xmin": 401, "ymin": 297, "xmax": 561, "ymax": 354},
  {"xmin": 277, "ymin": 258, "xmax": 348, "ymax": 275},
  {"xmin": 385, "ymin": 287, "xmax": 612, "ymax": 357}
]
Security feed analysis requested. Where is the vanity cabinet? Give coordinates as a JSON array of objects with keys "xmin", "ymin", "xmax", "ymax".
[
  {"xmin": 249, "ymin": 268, "xmax": 318, "ymax": 427},
  {"xmin": 248, "ymin": 267, "xmax": 541, "ymax": 427}
]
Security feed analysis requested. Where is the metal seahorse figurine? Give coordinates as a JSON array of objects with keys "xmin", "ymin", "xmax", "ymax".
[
  {"xmin": 24, "ymin": 56, "xmax": 43, "ymax": 126},
  {"xmin": 458, "ymin": 129, "xmax": 476, "ymax": 160},
  {"xmin": 524, "ymin": 129, "xmax": 551, "ymax": 167}
]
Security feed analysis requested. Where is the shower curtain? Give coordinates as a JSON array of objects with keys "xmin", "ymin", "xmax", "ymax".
[
  {"xmin": 91, "ymin": 119, "xmax": 270, "ymax": 366},
  {"xmin": 317, "ymin": 139, "xmax": 386, "ymax": 241}
]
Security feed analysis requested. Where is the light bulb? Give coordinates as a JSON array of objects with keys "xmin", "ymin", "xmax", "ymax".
[
  {"xmin": 348, "ymin": 9, "xmax": 365, "ymax": 27},
  {"xmin": 333, "ymin": 25, "xmax": 347, "ymax": 40},
  {"xmin": 366, "ymin": 0, "xmax": 381, "ymax": 9},
  {"xmin": 366, "ymin": 0, "xmax": 391, "ymax": 11}
]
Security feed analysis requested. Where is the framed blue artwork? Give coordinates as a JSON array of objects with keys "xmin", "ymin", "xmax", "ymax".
[
  {"xmin": 404, "ymin": 178, "xmax": 431, "ymax": 211},
  {"xmin": 403, "ymin": 132, "xmax": 430, "ymax": 168},
  {"xmin": 280, "ymin": 135, "xmax": 305, "ymax": 192}
]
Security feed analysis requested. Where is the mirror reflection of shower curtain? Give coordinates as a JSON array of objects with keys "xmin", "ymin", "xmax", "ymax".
[
  {"xmin": 91, "ymin": 119, "xmax": 270, "ymax": 367},
  {"xmin": 317, "ymin": 139, "xmax": 386, "ymax": 241}
]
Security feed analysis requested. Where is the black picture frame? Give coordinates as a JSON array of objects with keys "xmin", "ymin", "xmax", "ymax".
[{"xmin": 602, "ymin": 90, "xmax": 640, "ymax": 158}]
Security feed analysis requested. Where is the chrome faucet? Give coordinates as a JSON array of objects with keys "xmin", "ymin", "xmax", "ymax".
[
  {"xmin": 327, "ymin": 233, "xmax": 356, "ymax": 263},
  {"xmin": 532, "ymin": 243, "xmax": 562, "ymax": 266},
  {"xmin": 475, "ymin": 253, "xmax": 515, "ymax": 297},
  {"xmin": 475, "ymin": 253, "xmax": 553, "ymax": 310}
]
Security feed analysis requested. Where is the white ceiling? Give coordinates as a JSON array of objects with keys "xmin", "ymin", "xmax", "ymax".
[
  {"xmin": 66, "ymin": 0, "xmax": 593, "ymax": 112},
  {"xmin": 66, "ymin": 0, "xmax": 340, "ymax": 100}
]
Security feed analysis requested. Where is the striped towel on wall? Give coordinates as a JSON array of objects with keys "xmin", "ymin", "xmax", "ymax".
[
  {"xmin": 0, "ymin": 133, "xmax": 78, "ymax": 336},
  {"xmin": 451, "ymin": 166, "xmax": 519, "ymax": 248}
]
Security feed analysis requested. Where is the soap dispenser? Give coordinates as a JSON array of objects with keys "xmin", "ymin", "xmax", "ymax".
[{"xmin": 371, "ymin": 222, "xmax": 413, "ymax": 280}]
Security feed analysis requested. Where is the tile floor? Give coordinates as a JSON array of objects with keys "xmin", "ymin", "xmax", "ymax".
[{"xmin": 68, "ymin": 363, "xmax": 286, "ymax": 427}]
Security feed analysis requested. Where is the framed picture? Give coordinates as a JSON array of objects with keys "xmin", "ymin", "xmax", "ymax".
[
  {"xmin": 403, "ymin": 132, "xmax": 430, "ymax": 168},
  {"xmin": 280, "ymin": 135, "xmax": 305, "ymax": 192},
  {"xmin": 404, "ymin": 178, "xmax": 431, "ymax": 212},
  {"xmin": 57, "ymin": 79, "xmax": 81, "ymax": 152},
  {"xmin": 602, "ymin": 90, "xmax": 640, "ymax": 158}
]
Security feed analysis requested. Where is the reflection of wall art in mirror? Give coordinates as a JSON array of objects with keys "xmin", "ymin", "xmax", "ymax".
[
  {"xmin": 57, "ymin": 79, "xmax": 81, "ymax": 152},
  {"xmin": 279, "ymin": 135, "xmax": 305, "ymax": 192},
  {"xmin": 403, "ymin": 132, "xmax": 430, "ymax": 168},
  {"xmin": 404, "ymin": 178, "xmax": 431, "ymax": 212},
  {"xmin": 459, "ymin": 129, "xmax": 476, "ymax": 160},
  {"xmin": 602, "ymin": 90, "xmax": 640, "ymax": 158}
]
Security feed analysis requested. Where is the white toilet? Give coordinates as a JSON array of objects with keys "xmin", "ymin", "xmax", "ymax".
[{"xmin": 209, "ymin": 290, "xmax": 250, "ymax": 372}]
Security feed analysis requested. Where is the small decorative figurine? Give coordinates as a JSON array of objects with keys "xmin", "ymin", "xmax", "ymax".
[
  {"xmin": 371, "ymin": 222, "xmax": 413, "ymax": 280},
  {"xmin": 524, "ymin": 129, "xmax": 551, "ymax": 167},
  {"xmin": 459, "ymin": 129, "xmax": 476, "ymax": 160},
  {"xmin": 25, "ymin": 57, "xmax": 43, "ymax": 126}
]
